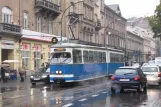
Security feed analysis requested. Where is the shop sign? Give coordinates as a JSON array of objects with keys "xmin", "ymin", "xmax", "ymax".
[
  {"xmin": 34, "ymin": 44, "xmax": 41, "ymax": 52},
  {"xmin": 1, "ymin": 40, "xmax": 14, "ymax": 49},
  {"xmin": 22, "ymin": 43, "xmax": 30, "ymax": 51}
]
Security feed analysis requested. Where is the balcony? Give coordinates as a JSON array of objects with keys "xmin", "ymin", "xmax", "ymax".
[
  {"xmin": 35, "ymin": 0, "xmax": 60, "ymax": 19},
  {"xmin": 95, "ymin": 20, "xmax": 101, "ymax": 31},
  {"xmin": 0, "ymin": 23, "xmax": 22, "ymax": 37}
]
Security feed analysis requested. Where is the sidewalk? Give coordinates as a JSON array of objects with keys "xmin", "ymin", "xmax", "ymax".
[{"xmin": 0, "ymin": 76, "xmax": 31, "ymax": 88}]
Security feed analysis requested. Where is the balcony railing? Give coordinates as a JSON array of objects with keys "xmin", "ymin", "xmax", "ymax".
[
  {"xmin": 35, "ymin": 0, "xmax": 60, "ymax": 13},
  {"xmin": 0, "ymin": 23, "xmax": 22, "ymax": 36}
]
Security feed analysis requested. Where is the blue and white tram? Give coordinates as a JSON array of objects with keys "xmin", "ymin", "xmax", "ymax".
[{"xmin": 49, "ymin": 43, "xmax": 124, "ymax": 83}]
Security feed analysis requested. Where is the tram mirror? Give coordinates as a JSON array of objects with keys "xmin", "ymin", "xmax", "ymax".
[{"xmin": 51, "ymin": 37, "xmax": 58, "ymax": 44}]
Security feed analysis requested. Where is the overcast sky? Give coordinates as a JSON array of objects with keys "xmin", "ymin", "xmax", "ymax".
[{"xmin": 105, "ymin": 0, "xmax": 160, "ymax": 18}]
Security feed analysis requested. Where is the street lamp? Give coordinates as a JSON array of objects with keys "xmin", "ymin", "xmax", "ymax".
[{"xmin": 60, "ymin": 0, "xmax": 84, "ymax": 45}]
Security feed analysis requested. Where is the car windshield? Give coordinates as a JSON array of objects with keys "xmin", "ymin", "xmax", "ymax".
[
  {"xmin": 115, "ymin": 69, "xmax": 138, "ymax": 75},
  {"xmin": 37, "ymin": 68, "xmax": 46, "ymax": 72},
  {"xmin": 142, "ymin": 67, "xmax": 158, "ymax": 72},
  {"xmin": 46, "ymin": 68, "xmax": 50, "ymax": 73},
  {"xmin": 51, "ymin": 52, "xmax": 71, "ymax": 64}
]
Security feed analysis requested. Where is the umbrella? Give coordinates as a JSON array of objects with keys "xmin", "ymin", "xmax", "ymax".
[{"xmin": 1, "ymin": 64, "xmax": 9, "ymax": 68}]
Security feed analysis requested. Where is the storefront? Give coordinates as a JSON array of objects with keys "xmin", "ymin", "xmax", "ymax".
[{"xmin": 0, "ymin": 29, "xmax": 68, "ymax": 71}]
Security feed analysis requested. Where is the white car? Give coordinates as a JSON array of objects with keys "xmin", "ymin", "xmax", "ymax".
[{"xmin": 141, "ymin": 65, "xmax": 161, "ymax": 85}]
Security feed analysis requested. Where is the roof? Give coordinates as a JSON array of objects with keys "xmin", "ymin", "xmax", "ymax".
[
  {"xmin": 104, "ymin": 4, "xmax": 126, "ymax": 21},
  {"xmin": 22, "ymin": 29, "xmax": 68, "ymax": 42},
  {"xmin": 108, "ymin": 4, "xmax": 122, "ymax": 16},
  {"xmin": 119, "ymin": 66, "xmax": 140, "ymax": 69},
  {"xmin": 51, "ymin": 43, "xmax": 124, "ymax": 52}
]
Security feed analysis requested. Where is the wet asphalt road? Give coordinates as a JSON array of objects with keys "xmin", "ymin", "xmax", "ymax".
[{"xmin": 0, "ymin": 78, "xmax": 161, "ymax": 107}]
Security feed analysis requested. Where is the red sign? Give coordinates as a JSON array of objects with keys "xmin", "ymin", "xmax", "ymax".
[
  {"xmin": 34, "ymin": 44, "xmax": 41, "ymax": 51},
  {"xmin": 22, "ymin": 43, "xmax": 30, "ymax": 51}
]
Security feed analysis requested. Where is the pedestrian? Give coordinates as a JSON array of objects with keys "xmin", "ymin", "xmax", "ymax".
[
  {"xmin": 1, "ymin": 66, "xmax": 8, "ymax": 83},
  {"xmin": 18, "ymin": 67, "xmax": 26, "ymax": 82},
  {"xmin": 41, "ymin": 63, "xmax": 45, "ymax": 68}
]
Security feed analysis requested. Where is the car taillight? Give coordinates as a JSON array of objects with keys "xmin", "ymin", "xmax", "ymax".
[
  {"xmin": 111, "ymin": 76, "xmax": 115, "ymax": 81},
  {"xmin": 158, "ymin": 72, "xmax": 161, "ymax": 77},
  {"xmin": 134, "ymin": 76, "xmax": 140, "ymax": 81}
]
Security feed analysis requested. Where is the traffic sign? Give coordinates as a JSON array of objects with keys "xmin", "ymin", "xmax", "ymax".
[{"xmin": 51, "ymin": 37, "xmax": 58, "ymax": 44}]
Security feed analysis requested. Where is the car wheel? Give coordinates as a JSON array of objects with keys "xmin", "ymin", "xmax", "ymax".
[
  {"xmin": 32, "ymin": 83, "xmax": 36, "ymax": 86},
  {"xmin": 120, "ymin": 88, "xmax": 124, "ymax": 93},
  {"xmin": 111, "ymin": 88, "xmax": 115, "ymax": 93},
  {"xmin": 137, "ymin": 84, "xmax": 143, "ymax": 93},
  {"xmin": 143, "ymin": 84, "xmax": 147, "ymax": 92}
]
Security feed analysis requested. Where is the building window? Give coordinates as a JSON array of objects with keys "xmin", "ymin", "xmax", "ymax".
[
  {"xmin": 21, "ymin": 43, "xmax": 31, "ymax": 69},
  {"xmin": 83, "ymin": 6, "xmax": 86, "ymax": 18},
  {"xmin": 33, "ymin": 44, "xmax": 41, "ymax": 70},
  {"xmin": 22, "ymin": 51, "xmax": 30, "ymax": 69},
  {"xmin": 2, "ymin": 7, "xmax": 12, "ymax": 24},
  {"xmin": 36, "ymin": 16, "xmax": 41, "ymax": 32},
  {"xmin": 48, "ymin": 21, "xmax": 53, "ymax": 34},
  {"xmin": 69, "ymin": 3, "xmax": 74, "ymax": 12},
  {"xmin": 23, "ymin": 12, "xmax": 29, "ymax": 29}
]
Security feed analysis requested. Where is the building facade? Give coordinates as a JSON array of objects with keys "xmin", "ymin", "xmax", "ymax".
[
  {"xmin": 127, "ymin": 26, "xmax": 158, "ymax": 62},
  {"xmin": 104, "ymin": 5, "xmax": 126, "ymax": 50},
  {"xmin": 0, "ymin": 0, "xmax": 127, "ymax": 70},
  {"xmin": 126, "ymin": 30, "xmax": 144, "ymax": 63},
  {"xmin": 0, "ymin": 0, "xmax": 62, "ymax": 70}
]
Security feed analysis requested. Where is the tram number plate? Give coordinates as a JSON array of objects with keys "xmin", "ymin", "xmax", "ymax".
[{"xmin": 119, "ymin": 79, "xmax": 129, "ymax": 81}]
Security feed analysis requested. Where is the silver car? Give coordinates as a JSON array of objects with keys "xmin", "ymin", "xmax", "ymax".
[{"xmin": 141, "ymin": 66, "xmax": 161, "ymax": 85}]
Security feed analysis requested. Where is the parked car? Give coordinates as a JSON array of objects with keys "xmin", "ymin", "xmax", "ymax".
[
  {"xmin": 30, "ymin": 67, "xmax": 50, "ymax": 85},
  {"xmin": 111, "ymin": 66, "xmax": 147, "ymax": 93},
  {"xmin": 141, "ymin": 65, "xmax": 161, "ymax": 85}
]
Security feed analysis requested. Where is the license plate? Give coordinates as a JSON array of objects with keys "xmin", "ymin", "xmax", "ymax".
[
  {"xmin": 34, "ymin": 78, "xmax": 40, "ymax": 80},
  {"xmin": 120, "ymin": 79, "xmax": 130, "ymax": 81}
]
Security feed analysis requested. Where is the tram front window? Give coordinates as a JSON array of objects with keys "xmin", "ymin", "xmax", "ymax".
[{"xmin": 51, "ymin": 52, "xmax": 71, "ymax": 64}]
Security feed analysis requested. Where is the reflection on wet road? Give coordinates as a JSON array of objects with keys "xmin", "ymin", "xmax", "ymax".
[{"xmin": 1, "ymin": 79, "xmax": 161, "ymax": 107}]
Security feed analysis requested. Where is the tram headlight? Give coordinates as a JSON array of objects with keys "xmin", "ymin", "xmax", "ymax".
[
  {"xmin": 56, "ymin": 71, "xmax": 59, "ymax": 74},
  {"xmin": 59, "ymin": 71, "xmax": 62, "ymax": 74}
]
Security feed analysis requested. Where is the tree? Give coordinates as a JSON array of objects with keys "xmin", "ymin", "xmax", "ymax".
[
  {"xmin": 147, "ymin": 15, "xmax": 161, "ymax": 38},
  {"xmin": 147, "ymin": 0, "xmax": 161, "ymax": 38}
]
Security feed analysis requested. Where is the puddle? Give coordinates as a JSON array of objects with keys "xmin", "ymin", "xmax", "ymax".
[{"xmin": 0, "ymin": 87, "xmax": 24, "ymax": 93}]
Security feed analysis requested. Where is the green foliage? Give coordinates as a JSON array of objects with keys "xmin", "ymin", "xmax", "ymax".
[{"xmin": 147, "ymin": 0, "xmax": 161, "ymax": 38}]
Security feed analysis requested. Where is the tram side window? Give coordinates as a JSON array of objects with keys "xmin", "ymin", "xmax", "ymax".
[
  {"xmin": 99, "ymin": 52, "xmax": 103, "ymax": 63},
  {"xmin": 102, "ymin": 52, "xmax": 106, "ymax": 63},
  {"xmin": 73, "ymin": 50, "xmax": 82, "ymax": 63},
  {"xmin": 121, "ymin": 54, "xmax": 124, "ymax": 62},
  {"xmin": 94, "ymin": 51, "xmax": 99, "ymax": 63},
  {"xmin": 110, "ymin": 53, "xmax": 115, "ymax": 63},
  {"xmin": 115, "ymin": 54, "xmax": 119, "ymax": 62},
  {"xmin": 89, "ymin": 51, "xmax": 94, "ymax": 63},
  {"xmin": 83, "ymin": 51, "xmax": 89, "ymax": 63}
]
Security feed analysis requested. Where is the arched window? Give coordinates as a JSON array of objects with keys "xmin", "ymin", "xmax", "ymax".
[{"xmin": 2, "ymin": 7, "xmax": 12, "ymax": 24}]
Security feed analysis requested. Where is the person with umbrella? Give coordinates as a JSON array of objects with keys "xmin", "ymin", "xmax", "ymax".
[
  {"xmin": 1, "ymin": 63, "xmax": 9, "ymax": 82},
  {"xmin": 18, "ymin": 66, "xmax": 26, "ymax": 82}
]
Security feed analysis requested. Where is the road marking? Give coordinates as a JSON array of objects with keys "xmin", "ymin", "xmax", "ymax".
[
  {"xmin": 62, "ymin": 103, "xmax": 73, "ymax": 107},
  {"xmin": 102, "ymin": 92, "xmax": 107, "ymax": 94},
  {"xmin": 10, "ymin": 95, "xmax": 25, "ymax": 98},
  {"xmin": 78, "ymin": 98, "xmax": 87, "ymax": 102},
  {"xmin": 92, "ymin": 94, "xmax": 99, "ymax": 97}
]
